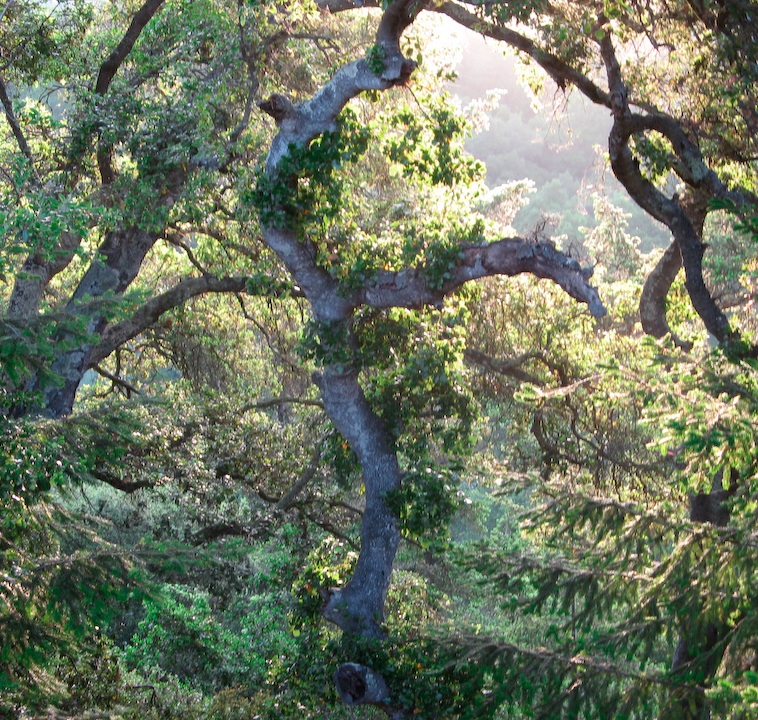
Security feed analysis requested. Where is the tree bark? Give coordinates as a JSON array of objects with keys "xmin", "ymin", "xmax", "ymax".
[
  {"xmin": 314, "ymin": 365, "xmax": 401, "ymax": 637},
  {"xmin": 7, "ymin": 231, "xmax": 82, "ymax": 321},
  {"xmin": 639, "ymin": 189, "xmax": 713, "ymax": 349},
  {"xmin": 256, "ymin": 0, "xmax": 424, "ymax": 640},
  {"xmin": 639, "ymin": 240, "xmax": 692, "ymax": 349},
  {"xmin": 334, "ymin": 663, "xmax": 390, "ymax": 705},
  {"xmin": 357, "ymin": 238, "xmax": 606, "ymax": 318},
  {"xmin": 254, "ymin": 7, "xmax": 608, "ymax": 712},
  {"xmin": 35, "ymin": 225, "xmax": 161, "ymax": 417}
]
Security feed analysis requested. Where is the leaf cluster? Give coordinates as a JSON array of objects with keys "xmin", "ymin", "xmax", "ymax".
[
  {"xmin": 383, "ymin": 100, "xmax": 484, "ymax": 188},
  {"xmin": 250, "ymin": 107, "xmax": 370, "ymax": 233}
]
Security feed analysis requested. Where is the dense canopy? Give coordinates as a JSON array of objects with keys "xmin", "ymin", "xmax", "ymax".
[{"xmin": 1, "ymin": 0, "xmax": 758, "ymax": 718}]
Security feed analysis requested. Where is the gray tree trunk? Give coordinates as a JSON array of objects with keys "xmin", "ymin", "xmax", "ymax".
[{"xmin": 28, "ymin": 226, "xmax": 160, "ymax": 417}]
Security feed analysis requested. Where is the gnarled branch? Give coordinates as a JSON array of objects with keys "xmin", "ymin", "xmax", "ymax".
[
  {"xmin": 639, "ymin": 240, "xmax": 692, "ymax": 349},
  {"xmin": 358, "ymin": 238, "xmax": 606, "ymax": 318},
  {"xmin": 600, "ymin": 32, "xmax": 738, "ymax": 346}
]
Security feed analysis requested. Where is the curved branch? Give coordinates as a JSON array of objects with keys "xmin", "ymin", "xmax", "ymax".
[
  {"xmin": 318, "ymin": 0, "xmax": 611, "ymax": 109},
  {"xmin": 90, "ymin": 275, "xmax": 254, "ymax": 365},
  {"xmin": 259, "ymin": 0, "xmax": 607, "ymax": 646},
  {"xmin": 8, "ymin": 0, "xmax": 169, "ymax": 323},
  {"xmin": 599, "ymin": 33, "xmax": 737, "ymax": 345},
  {"xmin": 259, "ymin": 0, "xmax": 420, "ymax": 319},
  {"xmin": 313, "ymin": 364, "xmax": 401, "ymax": 638},
  {"xmin": 621, "ymin": 112, "xmax": 758, "ymax": 208},
  {"xmin": 88, "ymin": 467, "xmax": 154, "ymax": 494},
  {"xmin": 638, "ymin": 190, "xmax": 708, "ymax": 351},
  {"xmin": 376, "ymin": 0, "xmax": 420, "ymax": 50},
  {"xmin": 433, "ymin": 2, "xmax": 612, "ymax": 108},
  {"xmin": 638, "ymin": 240, "xmax": 692, "ymax": 349},
  {"xmin": 359, "ymin": 238, "xmax": 606, "ymax": 318},
  {"xmin": 190, "ymin": 522, "xmax": 247, "ymax": 545},
  {"xmin": 263, "ymin": 0, "xmax": 418, "ymax": 175}
]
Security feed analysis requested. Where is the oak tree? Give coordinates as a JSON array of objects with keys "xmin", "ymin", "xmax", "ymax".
[{"xmin": 3, "ymin": 0, "xmax": 758, "ymax": 715}]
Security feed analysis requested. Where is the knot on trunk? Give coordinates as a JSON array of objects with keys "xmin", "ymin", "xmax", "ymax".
[
  {"xmin": 334, "ymin": 663, "xmax": 389, "ymax": 706},
  {"xmin": 257, "ymin": 93, "xmax": 295, "ymax": 126},
  {"xmin": 380, "ymin": 54, "xmax": 417, "ymax": 86}
]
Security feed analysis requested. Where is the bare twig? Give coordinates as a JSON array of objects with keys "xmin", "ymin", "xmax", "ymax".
[
  {"xmin": 240, "ymin": 396, "xmax": 324, "ymax": 413},
  {"xmin": 92, "ymin": 362, "xmax": 143, "ymax": 397}
]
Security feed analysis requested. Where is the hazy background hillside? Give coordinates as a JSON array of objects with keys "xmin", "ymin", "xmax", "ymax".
[{"xmin": 451, "ymin": 34, "xmax": 670, "ymax": 252}]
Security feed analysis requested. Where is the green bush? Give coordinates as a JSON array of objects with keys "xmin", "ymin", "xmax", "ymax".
[{"xmin": 121, "ymin": 584, "xmax": 296, "ymax": 693}]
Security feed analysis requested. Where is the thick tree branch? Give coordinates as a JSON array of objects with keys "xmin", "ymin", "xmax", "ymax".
[
  {"xmin": 259, "ymin": 0, "xmax": 421, "ymax": 321},
  {"xmin": 94, "ymin": 0, "xmax": 166, "ymax": 184},
  {"xmin": 376, "ymin": 0, "xmax": 420, "ymax": 51},
  {"xmin": 7, "ymin": 230, "xmax": 82, "ymax": 320},
  {"xmin": 260, "ymin": 0, "xmax": 412, "ymax": 625},
  {"xmin": 94, "ymin": 0, "xmax": 165, "ymax": 95},
  {"xmin": 262, "ymin": 0, "xmax": 417, "ymax": 176},
  {"xmin": 433, "ymin": 2, "xmax": 612, "ymax": 108},
  {"xmin": 639, "ymin": 240, "xmax": 692, "ymax": 349},
  {"xmin": 334, "ymin": 663, "xmax": 390, "ymax": 706},
  {"xmin": 359, "ymin": 238, "xmax": 606, "ymax": 318},
  {"xmin": 88, "ymin": 467, "xmax": 154, "ymax": 494},
  {"xmin": 258, "ymin": 0, "xmax": 607, "ymax": 650},
  {"xmin": 620, "ymin": 111, "xmax": 758, "ymax": 208},
  {"xmin": 318, "ymin": 0, "xmax": 612, "ymax": 108},
  {"xmin": 638, "ymin": 190, "xmax": 708, "ymax": 350},
  {"xmin": 39, "ymin": 226, "xmax": 163, "ymax": 416},
  {"xmin": 90, "ymin": 275, "xmax": 254, "ymax": 366},
  {"xmin": 313, "ymin": 365, "xmax": 401, "ymax": 638}
]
